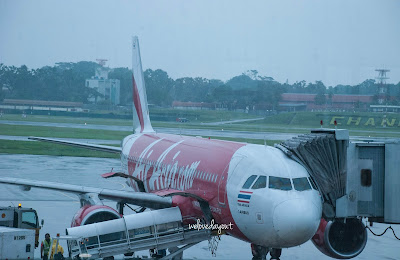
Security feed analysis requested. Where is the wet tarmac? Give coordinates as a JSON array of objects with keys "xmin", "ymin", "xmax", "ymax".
[
  {"xmin": 0, "ymin": 154, "xmax": 399, "ymax": 259},
  {"xmin": 2, "ymin": 120, "xmax": 400, "ymax": 143},
  {"xmin": 0, "ymin": 120, "xmax": 300, "ymax": 140},
  {"xmin": 201, "ymin": 117, "xmax": 265, "ymax": 125},
  {"xmin": 0, "ymin": 135, "xmax": 121, "ymax": 144}
]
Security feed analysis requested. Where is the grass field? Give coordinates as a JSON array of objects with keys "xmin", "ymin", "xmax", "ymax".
[
  {"xmin": 4, "ymin": 110, "xmax": 400, "ymax": 133},
  {"xmin": 0, "ymin": 107, "xmax": 258, "ymax": 125},
  {"xmin": 0, "ymin": 124, "xmax": 130, "ymax": 140},
  {"xmin": 1, "ymin": 109, "xmax": 400, "ymax": 157},
  {"xmin": 0, "ymin": 137, "xmax": 277, "ymax": 158},
  {"xmin": 1, "ymin": 114, "xmax": 132, "ymax": 126},
  {"xmin": 0, "ymin": 139, "xmax": 120, "ymax": 158},
  {"xmin": 257, "ymin": 111, "xmax": 400, "ymax": 130}
]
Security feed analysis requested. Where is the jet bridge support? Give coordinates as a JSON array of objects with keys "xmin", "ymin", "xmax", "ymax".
[{"xmin": 277, "ymin": 128, "xmax": 400, "ymax": 224}]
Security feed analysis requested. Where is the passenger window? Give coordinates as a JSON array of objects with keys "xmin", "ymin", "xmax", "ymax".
[
  {"xmin": 242, "ymin": 175, "xmax": 257, "ymax": 189},
  {"xmin": 251, "ymin": 176, "xmax": 267, "ymax": 189},
  {"xmin": 292, "ymin": 177, "xmax": 311, "ymax": 191},
  {"xmin": 269, "ymin": 176, "xmax": 292, "ymax": 191}
]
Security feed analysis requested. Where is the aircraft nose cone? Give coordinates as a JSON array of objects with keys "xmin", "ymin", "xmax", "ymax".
[{"xmin": 273, "ymin": 199, "xmax": 321, "ymax": 246}]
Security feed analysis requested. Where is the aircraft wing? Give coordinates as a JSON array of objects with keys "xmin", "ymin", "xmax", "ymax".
[
  {"xmin": 29, "ymin": 136, "xmax": 122, "ymax": 154},
  {"xmin": 0, "ymin": 177, "xmax": 172, "ymax": 209}
]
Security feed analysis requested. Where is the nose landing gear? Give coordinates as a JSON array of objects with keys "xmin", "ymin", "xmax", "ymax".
[
  {"xmin": 251, "ymin": 244, "xmax": 282, "ymax": 260},
  {"xmin": 270, "ymin": 248, "xmax": 282, "ymax": 260},
  {"xmin": 251, "ymin": 244, "xmax": 268, "ymax": 260}
]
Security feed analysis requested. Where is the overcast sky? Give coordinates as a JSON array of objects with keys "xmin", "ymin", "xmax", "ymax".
[{"xmin": 1, "ymin": 0, "xmax": 399, "ymax": 86}]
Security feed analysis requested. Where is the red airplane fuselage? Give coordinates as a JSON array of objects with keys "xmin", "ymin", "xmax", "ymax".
[{"xmin": 122, "ymin": 132, "xmax": 249, "ymax": 241}]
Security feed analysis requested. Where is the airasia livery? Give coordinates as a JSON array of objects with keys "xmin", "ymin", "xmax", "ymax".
[{"xmin": 0, "ymin": 37, "xmax": 369, "ymax": 260}]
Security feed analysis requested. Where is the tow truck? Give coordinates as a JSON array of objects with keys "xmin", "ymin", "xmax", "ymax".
[{"xmin": 0, "ymin": 204, "xmax": 43, "ymax": 247}]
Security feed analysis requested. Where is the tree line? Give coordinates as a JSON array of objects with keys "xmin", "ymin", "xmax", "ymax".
[{"xmin": 1, "ymin": 62, "xmax": 399, "ymax": 109}]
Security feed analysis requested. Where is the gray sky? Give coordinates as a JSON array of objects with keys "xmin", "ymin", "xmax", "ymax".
[{"xmin": 1, "ymin": 0, "xmax": 399, "ymax": 87}]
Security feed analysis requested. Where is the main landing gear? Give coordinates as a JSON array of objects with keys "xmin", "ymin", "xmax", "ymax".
[{"xmin": 251, "ymin": 244, "xmax": 282, "ymax": 260}]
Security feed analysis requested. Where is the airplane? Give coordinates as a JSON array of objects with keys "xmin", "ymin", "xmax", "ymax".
[{"xmin": 0, "ymin": 37, "xmax": 368, "ymax": 260}]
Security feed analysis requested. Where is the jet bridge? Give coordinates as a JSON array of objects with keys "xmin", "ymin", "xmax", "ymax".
[
  {"xmin": 65, "ymin": 207, "xmax": 211, "ymax": 259},
  {"xmin": 276, "ymin": 129, "xmax": 400, "ymax": 224}
]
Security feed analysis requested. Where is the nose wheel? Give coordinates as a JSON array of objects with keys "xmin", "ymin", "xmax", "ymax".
[
  {"xmin": 270, "ymin": 248, "xmax": 282, "ymax": 260},
  {"xmin": 251, "ymin": 244, "xmax": 281, "ymax": 260},
  {"xmin": 251, "ymin": 244, "xmax": 268, "ymax": 260}
]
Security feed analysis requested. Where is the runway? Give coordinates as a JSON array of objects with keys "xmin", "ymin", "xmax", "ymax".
[
  {"xmin": 0, "ymin": 135, "xmax": 121, "ymax": 144},
  {"xmin": 2, "ymin": 120, "xmax": 400, "ymax": 143},
  {"xmin": 0, "ymin": 154, "xmax": 399, "ymax": 259},
  {"xmin": 0, "ymin": 120, "xmax": 300, "ymax": 140}
]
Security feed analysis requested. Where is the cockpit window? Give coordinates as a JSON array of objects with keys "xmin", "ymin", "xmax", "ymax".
[
  {"xmin": 292, "ymin": 177, "xmax": 312, "ymax": 191},
  {"xmin": 269, "ymin": 176, "xmax": 292, "ymax": 191},
  {"xmin": 251, "ymin": 176, "xmax": 266, "ymax": 189},
  {"xmin": 308, "ymin": 177, "xmax": 318, "ymax": 190},
  {"xmin": 242, "ymin": 175, "xmax": 257, "ymax": 189}
]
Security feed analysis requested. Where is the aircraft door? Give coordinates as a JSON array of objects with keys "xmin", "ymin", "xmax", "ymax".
[
  {"xmin": 218, "ymin": 164, "xmax": 229, "ymax": 205},
  {"xmin": 219, "ymin": 156, "xmax": 245, "ymax": 205}
]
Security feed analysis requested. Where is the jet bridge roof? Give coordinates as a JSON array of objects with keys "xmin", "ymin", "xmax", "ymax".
[
  {"xmin": 277, "ymin": 128, "xmax": 400, "ymax": 224},
  {"xmin": 276, "ymin": 129, "xmax": 349, "ymax": 218}
]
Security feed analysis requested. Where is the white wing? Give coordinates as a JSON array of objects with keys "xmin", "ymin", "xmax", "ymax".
[
  {"xmin": 29, "ymin": 136, "xmax": 122, "ymax": 154},
  {"xmin": 0, "ymin": 177, "xmax": 171, "ymax": 209}
]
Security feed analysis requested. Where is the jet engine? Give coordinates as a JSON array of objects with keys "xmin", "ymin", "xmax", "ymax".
[
  {"xmin": 71, "ymin": 205, "xmax": 121, "ymax": 227},
  {"xmin": 311, "ymin": 218, "xmax": 367, "ymax": 259}
]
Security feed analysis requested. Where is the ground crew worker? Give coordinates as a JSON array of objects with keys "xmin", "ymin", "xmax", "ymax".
[
  {"xmin": 40, "ymin": 233, "xmax": 51, "ymax": 260},
  {"xmin": 50, "ymin": 239, "xmax": 64, "ymax": 260}
]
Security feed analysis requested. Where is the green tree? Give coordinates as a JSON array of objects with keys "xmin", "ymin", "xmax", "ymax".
[
  {"xmin": 255, "ymin": 81, "xmax": 284, "ymax": 109},
  {"xmin": 109, "ymin": 67, "xmax": 132, "ymax": 105},
  {"xmin": 174, "ymin": 77, "xmax": 220, "ymax": 103},
  {"xmin": 358, "ymin": 79, "xmax": 376, "ymax": 95},
  {"xmin": 287, "ymin": 80, "xmax": 306, "ymax": 93},
  {"xmin": 314, "ymin": 92, "xmax": 326, "ymax": 105},
  {"xmin": 309, "ymin": 81, "xmax": 327, "ymax": 105},
  {"xmin": 307, "ymin": 80, "xmax": 326, "ymax": 94},
  {"xmin": 226, "ymin": 74, "xmax": 257, "ymax": 90},
  {"xmin": 144, "ymin": 69, "xmax": 174, "ymax": 106},
  {"xmin": 211, "ymin": 85, "xmax": 233, "ymax": 109},
  {"xmin": 0, "ymin": 64, "xmax": 17, "ymax": 97}
]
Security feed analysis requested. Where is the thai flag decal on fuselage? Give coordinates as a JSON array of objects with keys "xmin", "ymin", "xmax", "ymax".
[{"xmin": 238, "ymin": 190, "xmax": 253, "ymax": 203}]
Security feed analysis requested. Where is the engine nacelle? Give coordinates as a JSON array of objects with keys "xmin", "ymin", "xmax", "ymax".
[
  {"xmin": 71, "ymin": 205, "xmax": 121, "ymax": 227},
  {"xmin": 312, "ymin": 218, "xmax": 367, "ymax": 259}
]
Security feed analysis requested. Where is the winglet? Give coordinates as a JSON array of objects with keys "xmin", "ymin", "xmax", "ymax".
[{"xmin": 132, "ymin": 36, "xmax": 154, "ymax": 134}]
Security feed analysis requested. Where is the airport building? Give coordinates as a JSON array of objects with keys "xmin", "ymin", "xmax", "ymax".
[{"xmin": 86, "ymin": 61, "xmax": 120, "ymax": 106}]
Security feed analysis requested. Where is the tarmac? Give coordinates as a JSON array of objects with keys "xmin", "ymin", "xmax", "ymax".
[
  {"xmin": 2, "ymin": 120, "xmax": 400, "ymax": 143},
  {"xmin": 0, "ymin": 154, "xmax": 399, "ymax": 259},
  {"xmin": 0, "ymin": 120, "xmax": 300, "ymax": 140}
]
